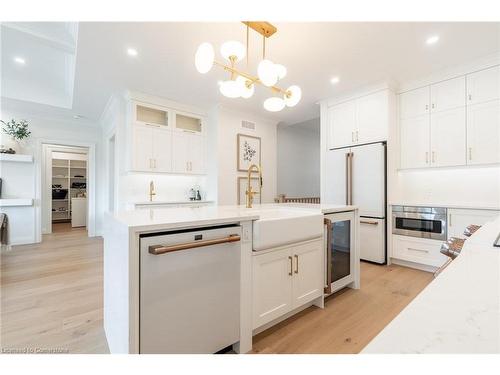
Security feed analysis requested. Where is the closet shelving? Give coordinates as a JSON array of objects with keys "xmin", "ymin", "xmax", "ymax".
[{"xmin": 52, "ymin": 158, "xmax": 87, "ymax": 222}]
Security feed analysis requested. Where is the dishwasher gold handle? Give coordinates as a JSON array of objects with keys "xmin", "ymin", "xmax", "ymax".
[{"xmin": 149, "ymin": 234, "xmax": 241, "ymax": 255}]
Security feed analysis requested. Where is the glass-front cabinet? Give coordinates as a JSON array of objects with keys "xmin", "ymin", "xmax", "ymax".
[{"xmin": 325, "ymin": 211, "xmax": 356, "ymax": 294}]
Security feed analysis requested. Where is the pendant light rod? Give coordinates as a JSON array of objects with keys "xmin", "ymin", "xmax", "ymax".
[{"xmin": 214, "ymin": 60, "xmax": 290, "ymax": 96}]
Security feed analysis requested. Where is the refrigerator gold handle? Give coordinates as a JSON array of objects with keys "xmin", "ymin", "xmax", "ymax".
[{"xmin": 345, "ymin": 152, "xmax": 350, "ymax": 205}]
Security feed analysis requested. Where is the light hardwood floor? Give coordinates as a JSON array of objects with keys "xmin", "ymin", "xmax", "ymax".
[{"xmin": 1, "ymin": 230, "xmax": 433, "ymax": 354}]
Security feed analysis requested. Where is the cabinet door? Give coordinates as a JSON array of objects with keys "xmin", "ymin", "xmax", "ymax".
[
  {"xmin": 448, "ymin": 209, "xmax": 500, "ymax": 239},
  {"xmin": 430, "ymin": 107, "xmax": 466, "ymax": 167},
  {"xmin": 359, "ymin": 218, "xmax": 385, "ymax": 263},
  {"xmin": 466, "ymin": 100, "xmax": 500, "ymax": 165},
  {"xmin": 188, "ymin": 134, "xmax": 205, "ymax": 174},
  {"xmin": 356, "ymin": 90, "xmax": 388, "ymax": 144},
  {"xmin": 327, "ymin": 101, "xmax": 357, "ymax": 149},
  {"xmin": 252, "ymin": 248, "xmax": 293, "ymax": 329},
  {"xmin": 132, "ymin": 125, "xmax": 153, "ymax": 171},
  {"xmin": 172, "ymin": 132, "xmax": 189, "ymax": 173},
  {"xmin": 291, "ymin": 240, "xmax": 324, "ymax": 309},
  {"xmin": 152, "ymin": 128, "xmax": 172, "ymax": 172},
  {"xmin": 467, "ymin": 66, "xmax": 500, "ymax": 105},
  {"xmin": 430, "ymin": 76, "xmax": 466, "ymax": 112},
  {"xmin": 323, "ymin": 148, "xmax": 349, "ymax": 205},
  {"xmin": 399, "ymin": 86, "xmax": 430, "ymax": 119},
  {"xmin": 400, "ymin": 115, "xmax": 430, "ymax": 169}
]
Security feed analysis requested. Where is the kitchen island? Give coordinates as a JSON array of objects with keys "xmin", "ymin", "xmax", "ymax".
[
  {"xmin": 362, "ymin": 215, "xmax": 500, "ymax": 353},
  {"xmin": 103, "ymin": 203, "xmax": 358, "ymax": 354}
]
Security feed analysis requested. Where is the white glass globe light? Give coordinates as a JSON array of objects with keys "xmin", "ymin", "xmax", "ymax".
[
  {"xmin": 220, "ymin": 41, "xmax": 246, "ymax": 62},
  {"xmin": 275, "ymin": 64, "xmax": 287, "ymax": 80},
  {"xmin": 263, "ymin": 97, "xmax": 286, "ymax": 112},
  {"xmin": 236, "ymin": 76, "xmax": 254, "ymax": 99},
  {"xmin": 195, "ymin": 43, "xmax": 215, "ymax": 74},
  {"xmin": 219, "ymin": 80, "xmax": 241, "ymax": 98},
  {"xmin": 284, "ymin": 85, "xmax": 302, "ymax": 107},
  {"xmin": 258, "ymin": 59, "xmax": 279, "ymax": 87}
]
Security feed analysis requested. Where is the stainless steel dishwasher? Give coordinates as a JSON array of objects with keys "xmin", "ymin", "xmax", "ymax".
[{"xmin": 139, "ymin": 225, "xmax": 241, "ymax": 353}]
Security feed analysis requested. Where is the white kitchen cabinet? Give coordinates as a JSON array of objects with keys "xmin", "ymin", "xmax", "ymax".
[
  {"xmin": 132, "ymin": 125, "xmax": 155, "ymax": 172},
  {"xmin": 467, "ymin": 65, "xmax": 500, "ymax": 105},
  {"xmin": 430, "ymin": 107, "xmax": 466, "ymax": 167},
  {"xmin": 132, "ymin": 124, "xmax": 172, "ymax": 172},
  {"xmin": 291, "ymin": 241, "xmax": 324, "ymax": 309},
  {"xmin": 399, "ymin": 86, "xmax": 429, "ymax": 119},
  {"xmin": 327, "ymin": 90, "xmax": 390, "ymax": 149},
  {"xmin": 356, "ymin": 90, "xmax": 388, "ymax": 144},
  {"xmin": 174, "ymin": 111, "xmax": 204, "ymax": 135},
  {"xmin": 252, "ymin": 238, "xmax": 323, "ymax": 329},
  {"xmin": 466, "ymin": 100, "xmax": 500, "ymax": 165},
  {"xmin": 152, "ymin": 128, "xmax": 173, "ymax": 172},
  {"xmin": 392, "ymin": 235, "xmax": 448, "ymax": 268},
  {"xmin": 400, "ymin": 115, "xmax": 430, "ymax": 169},
  {"xmin": 133, "ymin": 101, "xmax": 169, "ymax": 127},
  {"xmin": 252, "ymin": 247, "xmax": 294, "ymax": 329},
  {"xmin": 172, "ymin": 132, "xmax": 205, "ymax": 174},
  {"xmin": 447, "ymin": 208, "xmax": 499, "ymax": 239},
  {"xmin": 430, "ymin": 76, "xmax": 466, "ymax": 113},
  {"xmin": 327, "ymin": 100, "xmax": 356, "ymax": 149}
]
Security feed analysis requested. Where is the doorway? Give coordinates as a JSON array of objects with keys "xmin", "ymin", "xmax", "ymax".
[{"xmin": 41, "ymin": 144, "xmax": 90, "ymax": 235}]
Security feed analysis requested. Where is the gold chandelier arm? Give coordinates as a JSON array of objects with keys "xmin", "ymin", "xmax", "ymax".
[{"xmin": 214, "ymin": 60, "xmax": 291, "ymax": 97}]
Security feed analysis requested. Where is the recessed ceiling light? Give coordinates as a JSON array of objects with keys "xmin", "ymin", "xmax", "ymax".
[
  {"xmin": 330, "ymin": 76, "xmax": 340, "ymax": 84},
  {"xmin": 127, "ymin": 48, "xmax": 138, "ymax": 57},
  {"xmin": 426, "ymin": 35, "xmax": 439, "ymax": 45},
  {"xmin": 14, "ymin": 57, "xmax": 26, "ymax": 65}
]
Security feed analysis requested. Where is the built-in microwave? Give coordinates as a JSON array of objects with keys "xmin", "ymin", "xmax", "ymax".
[{"xmin": 392, "ymin": 205, "xmax": 447, "ymax": 241}]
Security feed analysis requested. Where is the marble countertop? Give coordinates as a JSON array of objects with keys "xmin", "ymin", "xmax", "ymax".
[
  {"xmin": 110, "ymin": 203, "xmax": 357, "ymax": 232},
  {"xmin": 362, "ymin": 216, "xmax": 500, "ymax": 353},
  {"xmin": 389, "ymin": 201, "xmax": 500, "ymax": 211}
]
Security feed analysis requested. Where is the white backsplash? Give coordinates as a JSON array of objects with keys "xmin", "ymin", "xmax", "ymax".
[{"xmin": 119, "ymin": 174, "xmax": 207, "ymax": 206}]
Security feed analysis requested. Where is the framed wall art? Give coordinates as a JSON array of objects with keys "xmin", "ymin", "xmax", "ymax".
[{"xmin": 237, "ymin": 133, "xmax": 261, "ymax": 172}]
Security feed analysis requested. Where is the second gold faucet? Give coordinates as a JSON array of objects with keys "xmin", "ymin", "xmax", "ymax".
[{"xmin": 245, "ymin": 164, "xmax": 263, "ymax": 208}]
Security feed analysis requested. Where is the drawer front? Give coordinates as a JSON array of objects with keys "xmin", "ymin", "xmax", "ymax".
[{"xmin": 392, "ymin": 235, "xmax": 447, "ymax": 267}]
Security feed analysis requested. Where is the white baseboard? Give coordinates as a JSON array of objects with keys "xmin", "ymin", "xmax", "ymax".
[{"xmin": 391, "ymin": 257, "xmax": 438, "ymax": 273}]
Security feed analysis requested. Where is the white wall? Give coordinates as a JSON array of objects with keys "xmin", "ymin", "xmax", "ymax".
[
  {"xmin": 277, "ymin": 118, "xmax": 320, "ymax": 197},
  {"xmin": 0, "ymin": 107, "xmax": 104, "ymax": 243},
  {"xmin": 214, "ymin": 106, "xmax": 278, "ymax": 205}
]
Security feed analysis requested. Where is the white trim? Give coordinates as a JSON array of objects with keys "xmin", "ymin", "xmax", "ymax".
[
  {"xmin": 124, "ymin": 90, "xmax": 208, "ymax": 117},
  {"xmin": 390, "ymin": 257, "xmax": 438, "ymax": 273},
  {"xmin": 0, "ymin": 154, "xmax": 34, "ymax": 163},
  {"xmin": 36, "ymin": 138, "xmax": 97, "ymax": 241},
  {"xmin": 320, "ymin": 81, "xmax": 399, "ymax": 108},
  {"xmin": 398, "ymin": 52, "xmax": 500, "ymax": 93}
]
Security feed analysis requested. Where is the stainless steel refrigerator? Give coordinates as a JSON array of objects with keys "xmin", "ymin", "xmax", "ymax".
[{"xmin": 324, "ymin": 142, "xmax": 386, "ymax": 264}]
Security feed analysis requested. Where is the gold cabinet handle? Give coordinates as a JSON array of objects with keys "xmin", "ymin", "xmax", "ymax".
[
  {"xmin": 468, "ymin": 94, "xmax": 472, "ymax": 101},
  {"xmin": 468, "ymin": 147, "xmax": 472, "ymax": 161},
  {"xmin": 355, "ymin": 130, "xmax": 359, "ymax": 142},
  {"xmin": 288, "ymin": 256, "xmax": 293, "ymax": 276},
  {"xmin": 425, "ymin": 104, "xmax": 429, "ymax": 111},
  {"xmin": 425, "ymin": 152, "xmax": 429, "ymax": 164},
  {"xmin": 407, "ymin": 247, "xmax": 429, "ymax": 253},
  {"xmin": 432, "ymin": 151, "xmax": 435, "ymax": 163},
  {"xmin": 149, "ymin": 234, "xmax": 241, "ymax": 255},
  {"xmin": 294, "ymin": 254, "xmax": 299, "ymax": 274},
  {"xmin": 360, "ymin": 220, "xmax": 379, "ymax": 225},
  {"xmin": 351, "ymin": 131, "xmax": 354, "ymax": 142}
]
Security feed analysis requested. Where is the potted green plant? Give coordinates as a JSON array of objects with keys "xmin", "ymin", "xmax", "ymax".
[{"xmin": 0, "ymin": 119, "xmax": 31, "ymax": 154}]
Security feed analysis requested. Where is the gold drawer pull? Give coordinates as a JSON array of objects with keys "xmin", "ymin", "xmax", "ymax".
[
  {"xmin": 294, "ymin": 254, "xmax": 299, "ymax": 274},
  {"xmin": 149, "ymin": 234, "xmax": 240, "ymax": 255},
  {"xmin": 360, "ymin": 220, "xmax": 378, "ymax": 225}
]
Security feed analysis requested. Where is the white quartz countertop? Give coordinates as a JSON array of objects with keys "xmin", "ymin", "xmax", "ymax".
[
  {"xmin": 389, "ymin": 201, "xmax": 500, "ymax": 211},
  {"xmin": 132, "ymin": 200, "xmax": 214, "ymax": 206},
  {"xmin": 110, "ymin": 203, "xmax": 357, "ymax": 232},
  {"xmin": 362, "ymin": 216, "xmax": 500, "ymax": 353}
]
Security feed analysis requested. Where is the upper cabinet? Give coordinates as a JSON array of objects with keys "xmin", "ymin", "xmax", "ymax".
[
  {"xmin": 327, "ymin": 89, "xmax": 390, "ymax": 149},
  {"xmin": 398, "ymin": 66, "xmax": 500, "ymax": 169},
  {"xmin": 466, "ymin": 65, "xmax": 500, "ymax": 105},
  {"xmin": 430, "ymin": 76, "xmax": 466, "ymax": 112},
  {"xmin": 399, "ymin": 86, "xmax": 429, "ymax": 119},
  {"xmin": 128, "ymin": 99, "xmax": 207, "ymax": 175}
]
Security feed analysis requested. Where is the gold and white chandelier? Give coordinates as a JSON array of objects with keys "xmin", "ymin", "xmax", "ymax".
[{"xmin": 194, "ymin": 21, "xmax": 302, "ymax": 112}]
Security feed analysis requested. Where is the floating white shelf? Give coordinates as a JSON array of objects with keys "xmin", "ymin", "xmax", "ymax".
[
  {"xmin": 0, "ymin": 154, "xmax": 33, "ymax": 163},
  {"xmin": 0, "ymin": 198, "xmax": 34, "ymax": 207}
]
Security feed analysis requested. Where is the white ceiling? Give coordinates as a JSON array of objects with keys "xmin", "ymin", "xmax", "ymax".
[{"xmin": 2, "ymin": 22, "xmax": 500, "ymax": 125}]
